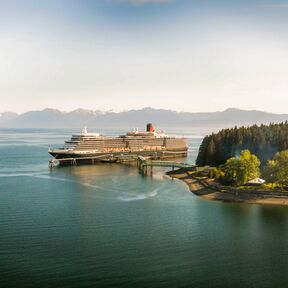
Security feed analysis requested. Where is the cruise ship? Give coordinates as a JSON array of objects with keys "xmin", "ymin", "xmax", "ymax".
[{"xmin": 49, "ymin": 123, "xmax": 188, "ymax": 165}]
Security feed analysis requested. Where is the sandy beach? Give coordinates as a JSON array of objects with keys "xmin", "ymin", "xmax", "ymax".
[{"xmin": 167, "ymin": 169, "xmax": 288, "ymax": 206}]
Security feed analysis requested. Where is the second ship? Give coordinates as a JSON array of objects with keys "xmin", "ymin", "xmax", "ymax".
[{"xmin": 49, "ymin": 123, "xmax": 188, "ymax": 165}]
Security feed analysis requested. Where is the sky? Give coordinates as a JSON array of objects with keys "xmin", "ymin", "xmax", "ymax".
[{"xmin": 1, "ymin": 0, "xmax": 288, "ymax": 114}]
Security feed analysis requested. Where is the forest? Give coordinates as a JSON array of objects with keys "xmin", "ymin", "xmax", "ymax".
[{"xmin": 196, "ymin": 122, "xmax": 288, "ymax": 167}]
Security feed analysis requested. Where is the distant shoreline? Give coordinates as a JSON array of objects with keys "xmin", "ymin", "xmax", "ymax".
[
  {"xmin": 2, "ymin": 107, "xmax": 288, "ymax": 129},
  {"xmin": 167, "ymin": 169, "xmax": 288, "ymax": 206}
]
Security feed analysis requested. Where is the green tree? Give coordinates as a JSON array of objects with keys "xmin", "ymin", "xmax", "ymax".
[
  {"xmin": 206, "ymin": 139, "xmax": 216, "ymax": 166},
  {"xmin": 262, "ymin": 160, "xmax": 277, "ymax": 185},
  {"xmin": 239, "ymin": 149, "xmax": 261, "ymax": 184},
  {"xmin": 222, "ymin": 157, "xmax": 239, "ymax": 184},
  {"xmin": 196, "ymin": 122, "xmax": 288, "ymax": 166},
  {"xmin": 222, "ymin": 150, "xmax": 260, "ymax": 186},
  {"xmin": 209, "ymin": 167, "xmax": 224, "ymax": 180},
  {"xmin": 262, "ymin": 150, "xmax": 288, "ymax": 186}
]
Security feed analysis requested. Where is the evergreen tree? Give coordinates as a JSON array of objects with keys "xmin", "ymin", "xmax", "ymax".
[{"xmin": 196, "ymin": 122, "xmax": 288, "ymax": 166}]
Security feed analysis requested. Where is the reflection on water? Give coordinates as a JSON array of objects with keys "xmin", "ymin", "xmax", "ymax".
[
  {"xmin": 1, "ymin": 128, "xmax": 288, "ymax": 288},
  {"xmin": 257, "ymin": 205, "xmax": 288, "ymax": 226}
]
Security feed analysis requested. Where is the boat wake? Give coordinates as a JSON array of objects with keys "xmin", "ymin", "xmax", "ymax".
[
  {"xmin": 118, "ymin": 187, "xmax": 160, "ymax": 202},
  {"xmin": 0, "ymin": 173, "xmax": 37, "ymax": 178},
  {"xmin": 33, "ymin": 174, "xmax": 106, "ymax": 190}
]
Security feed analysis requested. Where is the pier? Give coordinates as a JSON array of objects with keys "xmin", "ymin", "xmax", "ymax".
[
  {"xmin": 49, "ymin": 154, "xmax": 145, "ymax": 168},
  {"xmin": 136, "ymin": 156, "xmax": 196, "ymax": 175},
  {"xmin": 49, "ymin": 154, "xmax": 114, "ymax": 168},
  {"xmin": 49, "ymin": 154, "xmax": 196, "ymax": 175}
]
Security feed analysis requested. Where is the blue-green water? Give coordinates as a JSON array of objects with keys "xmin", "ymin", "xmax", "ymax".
[{"xmin": 1, "ymin": 128, "xmax": 288, "ymax": 288}]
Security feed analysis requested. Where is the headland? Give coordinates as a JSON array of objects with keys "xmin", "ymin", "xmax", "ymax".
[{"xmin": 167, "ymin": 168, "xmax": 288, "ymax": 206}]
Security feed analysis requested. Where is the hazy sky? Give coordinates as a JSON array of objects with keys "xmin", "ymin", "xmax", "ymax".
[{"xmin": 1, "ymin": 0, "xmax": 288, "ymax": 113}]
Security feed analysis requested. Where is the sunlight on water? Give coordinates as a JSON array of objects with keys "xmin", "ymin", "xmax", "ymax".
[{"xmin": 1, "ymin": 128, "xmax": 288, "ymax": 288}]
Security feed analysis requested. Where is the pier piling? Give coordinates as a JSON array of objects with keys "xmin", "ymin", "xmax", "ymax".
[{"xmin": 48, "ymin": 154, "xmax": 196, "ymax": 174}]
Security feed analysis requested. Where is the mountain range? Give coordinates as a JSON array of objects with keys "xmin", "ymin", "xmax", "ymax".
[{"xmin": 0, "ymin": 107, "xmax": 288, "ymax": 128}]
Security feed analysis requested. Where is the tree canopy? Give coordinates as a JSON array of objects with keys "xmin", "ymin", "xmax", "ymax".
[
  {"xmin": 196, "ymin": 122, "xmax": 288, "ymax": 166},
  {"xmin": 221, "ymin": 150, "xmax": 260, "ymax": 186},
  {"xmin": 262, "ymin": 150, "xmax": 288, "ymax": 186}
]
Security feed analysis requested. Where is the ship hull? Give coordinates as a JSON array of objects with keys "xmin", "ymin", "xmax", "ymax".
[{"xmin": 49, "ymin": 148, "xmax": 188, "ymax": 166}]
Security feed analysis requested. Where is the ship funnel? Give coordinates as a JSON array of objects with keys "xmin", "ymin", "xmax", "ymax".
[{"xmin": 146, "ymin": 123, "xmax": 155, "ymax": 132}]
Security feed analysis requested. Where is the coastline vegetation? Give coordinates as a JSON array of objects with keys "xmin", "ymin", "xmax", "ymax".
[
  {"xmin": 168, "ymin": 123, "xmax": 288, "ymax": 206},
  {"xmin": 196, "ymin": 122, "xmax": 288, "ymax": 167},
  {"xmin": 217, "ymin": 150, "xmax": 260, "ymax": 186},
  {"xmin": 262, "ymin": 150, "xmax": 288, "ymax": 187},
  {"xmin": 195, "ymin": 122, "xmax": 288, "ymax": 190},
  {"xmin": 207, "ymin": 149, "xmax": 288, "ymax": 189}
]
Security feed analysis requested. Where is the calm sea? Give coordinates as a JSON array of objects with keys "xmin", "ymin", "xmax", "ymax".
[{"xmin": 1, "ymin": 127, "xmax": 288, "ymax": 288}]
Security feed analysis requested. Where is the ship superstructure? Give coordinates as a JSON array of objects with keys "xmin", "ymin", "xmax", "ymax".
[{"xmin": 49, "ymin": 123, "xmax": 188, "ymax": 165}]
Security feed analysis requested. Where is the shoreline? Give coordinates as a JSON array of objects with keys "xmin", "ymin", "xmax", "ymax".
[{"xmin": 167, "ymin": 169, "xmax": 288, "ymax": 206}]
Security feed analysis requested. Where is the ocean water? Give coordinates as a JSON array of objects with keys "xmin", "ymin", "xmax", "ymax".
[{"xmin": 1, "ymin": 127, "xmax": 288, "ymax": 288}]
